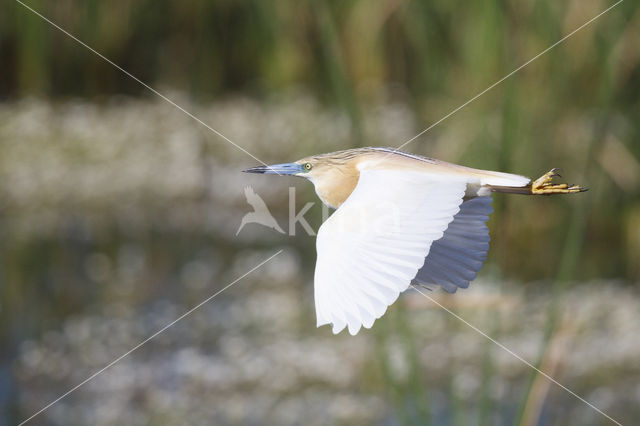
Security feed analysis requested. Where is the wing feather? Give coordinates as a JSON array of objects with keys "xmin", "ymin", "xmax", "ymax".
[
  {"xmin": 413, "ymin": 196, "xmax": 493, "ymax": 293},
  {"xmin": 314, "ymin": 169, "xmax": 468, "ymax": 335}
]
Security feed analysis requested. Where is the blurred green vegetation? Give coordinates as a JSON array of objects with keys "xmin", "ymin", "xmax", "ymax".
[
  {"xmin": 1, "ymin": 0, "xmax": 638, "ymax": 283},
  {"xmin": 1, "ymin": 0, "xmax": 640, "ymax": 425}
]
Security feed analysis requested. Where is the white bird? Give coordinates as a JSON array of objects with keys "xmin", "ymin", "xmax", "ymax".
[
  {"xmin": 244, "ymin": 147, "xmax": 585, "ymax": 335},
  {"xmin": 236, "ymin": 186, "xmax": 285, "ymax": 235}
]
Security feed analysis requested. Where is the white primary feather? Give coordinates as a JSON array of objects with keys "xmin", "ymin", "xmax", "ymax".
[
  {"xmin": 314, "ymin": 169, "xmax": 469, "ymax": 335},
  {"xmin": 413, "ymin": 196, "xmax": 493, "ymax": 293}
]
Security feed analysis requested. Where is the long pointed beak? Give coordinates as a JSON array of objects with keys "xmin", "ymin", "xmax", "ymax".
[{"xmin": 242, "ymin": 162, "xmax": 303, "ymax": 175}]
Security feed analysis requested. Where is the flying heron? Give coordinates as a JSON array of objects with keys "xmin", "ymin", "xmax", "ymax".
[{"xmin": 244, "ymin": 147, "xmax": 585, "ymax": 335}]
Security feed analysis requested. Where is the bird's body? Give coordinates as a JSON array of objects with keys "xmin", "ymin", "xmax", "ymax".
[
  {"xmin": 295, "ymin": 147, "xmax": 531, "ymax": 208},
  {"xmin": 244, "ymin": 147, "xmax": 585, "ymax": 335}
]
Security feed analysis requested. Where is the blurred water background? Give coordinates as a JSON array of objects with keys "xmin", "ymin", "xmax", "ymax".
[{"xmin": 1, "ymin": 1, "xmax": 639, "ymax": 425}]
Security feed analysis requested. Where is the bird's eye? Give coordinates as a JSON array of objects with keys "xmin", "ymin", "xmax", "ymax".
[{"xmin": 304, "ymin": 163, "xmax": 313, "ymax": 171}]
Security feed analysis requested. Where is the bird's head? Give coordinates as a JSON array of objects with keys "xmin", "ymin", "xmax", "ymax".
[
  {"xmin": 242, "ymin": 155, "xmax": 338, "ymax": 180},
  {"xmin": 243, "ymin": 150, "xmax": 364, "ymax": 208},
  {"xmin": 243, "ymin": 159, "xmax": 314, "ymax": 178}
]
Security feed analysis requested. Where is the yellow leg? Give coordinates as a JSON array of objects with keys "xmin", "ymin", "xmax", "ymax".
[{"xmin": 531, "ymin": 168, "xmax": 586, "ymax": 195}]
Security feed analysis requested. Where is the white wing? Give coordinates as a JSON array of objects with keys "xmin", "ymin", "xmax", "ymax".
[
  {"xmin": 413, "ymin": 196, "xmax": 492, "ymax": 293},
  {"xmin": 314, "ymin": 169, "xmax": 469, "ymax": 335}
]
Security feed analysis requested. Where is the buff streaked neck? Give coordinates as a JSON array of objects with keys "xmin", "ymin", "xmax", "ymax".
[
  {"xmin": 296, "ymin": 147, "xmax": 436, "ymax": 208},
  {"xmin": 306, "ymin": 158, "xmax": 361, "ymax": 208}
]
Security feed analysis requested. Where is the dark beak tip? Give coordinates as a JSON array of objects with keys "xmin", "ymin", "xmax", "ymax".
[
  {"xmin": 242, "ymin": 162, "xmax": 301, "ymax": 175},
  {"xmin": 242, "ymin": 167, "xmax": 265, "ymax": 174}
]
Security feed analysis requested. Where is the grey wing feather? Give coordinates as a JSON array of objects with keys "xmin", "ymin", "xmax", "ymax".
[{"xmin": 413, "ymin": 196, "xmax": 492, "ymax": 293}]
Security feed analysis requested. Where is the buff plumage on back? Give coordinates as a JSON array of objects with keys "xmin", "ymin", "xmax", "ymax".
[{"xmin": 314, "ymin": 169, "xmax": 469, "ymax": 335}]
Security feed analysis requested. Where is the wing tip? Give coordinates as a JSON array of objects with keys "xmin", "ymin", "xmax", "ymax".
[{"xmin": 317, "ymin": 316, "xmax": 373, "ymax": 336}]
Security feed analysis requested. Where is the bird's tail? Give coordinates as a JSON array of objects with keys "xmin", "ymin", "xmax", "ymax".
[
  {"xmin": 489, "ymin": 168, "xmax": 587, "ymax": 195},
  {"xmin": 478, "ymin": 170, "xmax": 531, "ymax": 187}
]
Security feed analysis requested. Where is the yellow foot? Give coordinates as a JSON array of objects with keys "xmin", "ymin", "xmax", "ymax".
[{"xmin": 531, "ymin": 168, "xmax": 587, "ymax": 195}]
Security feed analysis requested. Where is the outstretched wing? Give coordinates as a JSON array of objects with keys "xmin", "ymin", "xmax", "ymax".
[
  {"xmin": 314, "ymin": 169, "xmax": 469, "ymax": 335},
  {"xmin": 413, "ymin": 196, "xmax": 492, "ymax": 293}
]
